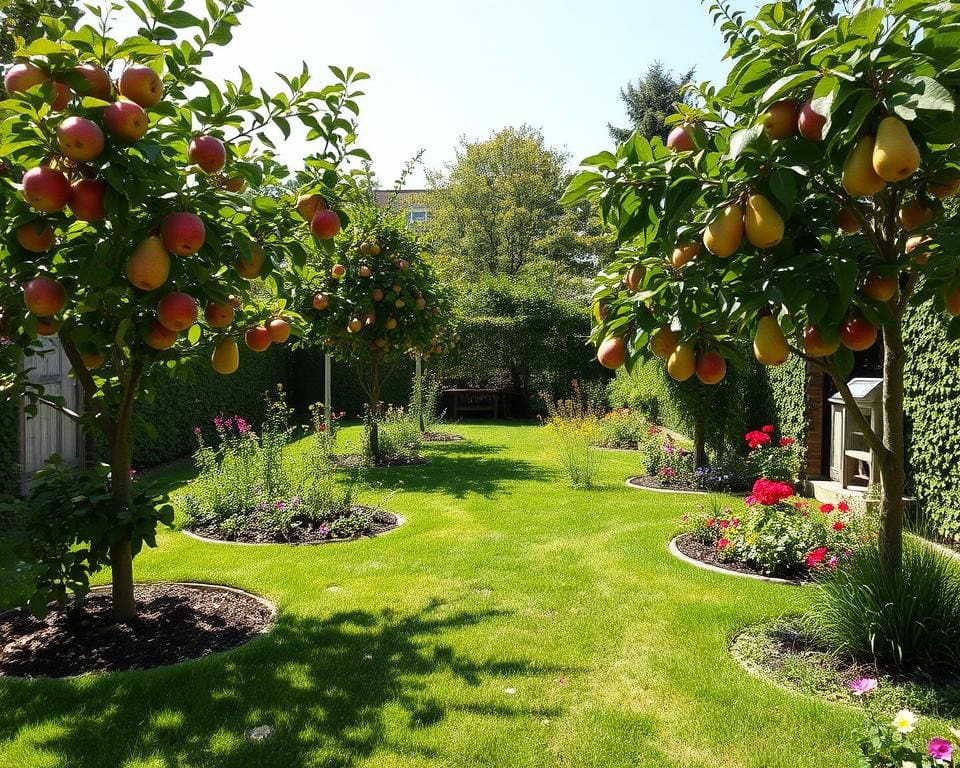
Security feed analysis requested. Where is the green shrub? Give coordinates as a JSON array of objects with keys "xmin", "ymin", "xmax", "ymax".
[
  {"xmin": 596, "ymin": 407, "xmax": 648, "ymax": 448},
  {"xmin": 743, "ymin": 426, "xmax": 802, "ymax": 485},
  {"xmin": 410, "ymin": 371, "xmax": 444, "ymax": 433},
  {"xmin": 366, "ymin": 405, "xmax": 423, "ymax": 461},
  {"xmin": 807, "ymin": 538, "xmax": 960, "ymax": 673},
  {"xmin": 541, "ymin": 388, "xmax": 603, "ymax": 489}
]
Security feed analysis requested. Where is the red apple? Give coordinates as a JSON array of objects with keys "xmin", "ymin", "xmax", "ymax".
[
  {"xmin": 797, "ymin": 100, "xmax": 826, "ymax": 141},
  {"xmin": 395, "ymin": 259, "xmax": 409, "ymax": 270},
  {"xmin": 296, "ymin": 193, "xmax": 326, "ymax": 220},
  {"xmin": 22, "ymin": 166, "xmax": 71, "ymax": 212},
  {"xmin": 312, "ymin": 293, "xmax": 330, "ymax": 311},
  {"xmin": 836, "ymin": 208, "xmax": 861, "ymax": 234},
  {"xmin": 803, "ymin": 324, "xmax": 840, "ymax": 357},
  {"xmin": 23, "ymin": 276, "xmax": 66, "ymax": 316},
  {"xmin": 359, "ymin": 265, "xmax": 372, "ymax": 278},
  {"xmin": 73, "ymin": 64, "xmax": 112, "ymax": 99},
  {"xmin": 51, "ymin": 82, "xmax": 72, "ymax": 110},
  {"xmin": 234, "ymin": 245, "xmax": 266, "ymax": 279},
  {"xmin": 347, "ymin": 318, "xmax": 363, "ymax": 333},
  {"xmin": 331, "ymin": 263, "xmax": 346, "ymax": 279},
  {"xmin": 245, "ymin": 326, "xmax": 271, "ymax": 352},
  {"xmin": 103, "ymin": 99, "xmax": 148, "ymax": 142},
  {"xmin": 223, "ymin": 177, "xmax": 246, "ymax": 193},
  {"xmin": 266, "ymin": 317, "xmax": 291, "ymax": 343},
  {"xmin": 69, "ymin": 179, "xmax": 107, "ymax": 222},
  {"xmin": 118, "ymin": 64, "xmax": 163, "ymax": 107},
  {"xmin": 36, "ymin": 318, "xmax": 60, "ymax": 336},
  {"xmin": 597, "ymin": 336, "xmax": 627, "ymax": 369},
  {"xmin": 188, "ymin": 135, "xmax": 226, "ymax": 174},
  {"xmin": 15, "ymin": 221, "xmax": 56, "ymax": 253},
  {"xmin": 161, "ymin": 212, "xmax": 205, "ymax": 256},
  {"xmin": 157, "ymin": 292, "xmax": 198, "ymax": 332},
  {"xmin": 667, "ymin": 124, "xmax": 695, "ymax": 152},
  {"xmin": 863, "ymin": 273, "xmax": 898, "ymax": 303},
  {"xmin": 840, "ymin": 315, "xmax": 878, "ymax": 351},
  {"xmin": 4, "ymin": 62, "xmax": 48, "ymax": 95},
  {"xmin": 143, "ymin": 319, "xmax": 177, "ymax": 350},
  {"xmin": 695, "ymin": 350, "xmax": 727, "ymax": 385},
  {"xmin": 415, "ymin": 297, "xmax": 427, "ymax": 311},
  {"xmin": 311, "ymin": 209, "xmax": 341, "ymax": 239},
  {"xmin": 56, "ymin": 116, "xmax": 105, "ymax": 162},
  {"xmin": 371, "ymin": 288, "xmax": 384, "ymax": 302},
  {"xmin": 204, "ymin": 301, "xmax": 235, "ymax": 328},
  {"xmin": 385, "ymin": 316, "xmax": 398, "ymax": 330}
]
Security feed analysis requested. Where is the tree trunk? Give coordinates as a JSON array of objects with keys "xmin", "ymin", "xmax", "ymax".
[
  {"xmin": 368, "ymin": 358, "xmax": 382, "ymax": 462},
  {"xmin": 108, "ymin": 367, "xmax": 140, "ymax": 622},
  {"xmin": 877, "ymin": 321, "xmax": 906, "ymax": 573},
  {"xmin": 693, "ymin": 412, "xmax": 707, "ymax": 469}
]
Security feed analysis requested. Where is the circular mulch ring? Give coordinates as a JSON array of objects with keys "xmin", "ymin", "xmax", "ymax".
[
  {"xmin": 334, "ymin": 454, "xmax": 430, "ymax": 469},
  {"xmin": 670, "ymin": 534, "xmax": 810, "ymax": 586},
  {"xmin": 183, "ymin": 508, "xmax": 403, "ymax": 546},
  {"xmin": 596, "ymin": 443, "xmax": 641, "ymax": 451},
  {"xmin": 0, "ymin": 583, "xmax": 275, "ymax": 679},
  {"xmin": 625, "ymin": 476, "xmax": 748, "ymax": 496},
  {"xmin": 422, "ymin": 432, "xmax": 465, "ymax": 443},
  {"xmin": 731, "ymin": 617, "xmax": 960, "ymax": 716}
]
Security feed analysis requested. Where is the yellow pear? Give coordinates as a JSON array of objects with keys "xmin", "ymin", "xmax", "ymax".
[
  {"xmin": 872, "ymin": 116, "xmax": 920, "ymax": 183},
  {"xmin": 843, "ymin": 136, "xmax": 886, "ymax": 198},
  {"xmin": 753, "ymin": 315, "xmax": 789, "ymax": 366},
  {"xmin": 667, "ymin": 342, "xmax": 696, "ymax": 381},
  {"xmin": 745, "ymin": 194, "xmax": 785, "ymax": 249},
  {"xmin": 211, "ymin": 338, "xmax": 239, "ymax": 374},
  {"xmin": 649, "ymin": 324, "xmax": 679, "ymax": 360},
  {"xmin": 703, "ymin": 203, "xmax": 744, "ymax": 258},
  {"xmin": 126, "ymin": 235, "xmax": 170, "ymax": 291}
]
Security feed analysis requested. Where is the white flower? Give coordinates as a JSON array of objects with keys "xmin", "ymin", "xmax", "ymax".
[
  {"xmin": 892, "ymin": 710, "xmax": 918, "ymax": 734},
  {"xmin": 503, "ymin": 687, "xmax": 516, "ymax": 695},
  {"xmin": 950, "ymin": 726, "xmax": 960, "ymax": 742},
  {"xmin": 901, "ymin": 762, "xmax": 917, "ymax": 768}
]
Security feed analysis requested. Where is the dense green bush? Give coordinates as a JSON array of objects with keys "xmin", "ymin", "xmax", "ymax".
[
  {"xmin": 441, "ymin": 276, "xmax": 600, "ymax": 414},
  {"xmin": 132, "ymin": 346, "xmax": 291, "ymax": 467},
  {"xmin": 903, "ymin": 301, "xmax": 960, "ymax": 543},
  {"xmin": 0, "ymin": 398, "xmax": 17, "ymax": 497}
]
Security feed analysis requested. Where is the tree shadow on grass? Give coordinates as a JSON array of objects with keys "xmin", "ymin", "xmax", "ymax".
[{"xmin": 0, "ymin": 598, "xmax": 569, "ymax": 768}]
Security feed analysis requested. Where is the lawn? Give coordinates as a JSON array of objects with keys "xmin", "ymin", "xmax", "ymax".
[{"xmin": 0, "ymin": 423, "xmax": 862, "ymax": 767}]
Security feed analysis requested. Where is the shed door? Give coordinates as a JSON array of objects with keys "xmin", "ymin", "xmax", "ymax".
[{"xmin": 20, "ymin": 338, "xmax": 82, "ymax": 490}]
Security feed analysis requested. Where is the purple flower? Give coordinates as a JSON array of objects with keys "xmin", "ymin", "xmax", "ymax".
[
  {"xmin": 194, "ymin": 426, "xmax": 202, "ymax": 435},
  {"xmin": 847, "ymin": 678, "xmax": 878, "ymax": 696},
  {"xmin": 256, "ymin": 501, "xmax": 269, "ymax": 512},
  {"xmin": 663, "ymin": 443, "xmax": 674, "ymax": 454},
  {"xmin": 128, "ymin": 468, "xmax": 138, "ymax": 478},
  {"xmin": 928, "ymin": 738, "xmax": 953, "ymax": 762},
  {"xmin": 275, "ymin": 501, "xmax": 286, "ymax": 510},
  {"xmin": 236, "ymin": 417, "xmax": 250, "ymax": 434},
  {"xmin": 291, "ymin": 497, "xmax": 303, "ymax": 506},
  {"xmin": 319, "ymin": 524, "xmax": 330, "ymax": 538}
]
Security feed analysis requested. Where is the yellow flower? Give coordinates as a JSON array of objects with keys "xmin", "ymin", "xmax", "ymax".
[
  {"xmin": 892, "ymin": 710, "xmax": 917, "ymax": 734},
  {"xmin": 949, "ymin": 726, "xmax": 960, "ymax": 742}
]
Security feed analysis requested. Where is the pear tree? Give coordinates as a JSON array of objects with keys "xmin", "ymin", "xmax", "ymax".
[
  {"xmin": 564, "ymin": 0, "xmax": 960, "ymax": 573},
  {"xmin": 0, "ymin": 0, "xmax": 366, "ymax": 619}
]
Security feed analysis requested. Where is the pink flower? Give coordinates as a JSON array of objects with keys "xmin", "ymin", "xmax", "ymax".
[
  {"xmin": 717, "ymin": 538, "xmax": 729, "ymax": 550},
  {"xmin": 762, "ymin": 425, "xmax": 774, "ymax": 433},
  {"xmin": 719, "ymin": 520, "xmax": 730, "ymax": 529},
  {"xmin": 847, "ymin": 678, "xmax": 878, "ymax": 696},
  {"xmin": 806, "ymin": 547, "xmax": 829, "ymax": 568},
  {"xmin": 833, "ymin": 521, "xmax": 845, "ymax": 531},
  {"xmin": 194, "ymin": 426, "xmax": 202, "ymax": 435},
  {"xmin": 819, "ymin": 503, "xmax": 834, "ymax": 514},
  {"xmin": 779, "ymin": 436, "xmax": 795, "ymax": 447},
  {"xmin": 731, "ymin": 518, "xmax": 741, "ymax": 527},
  {"xmin": 827, "ymin": 556, "xmax": 839, "ymax": 569},
  {"xmin": 928, "ymin": 738, "xmax": 953, "ymax": 762}
]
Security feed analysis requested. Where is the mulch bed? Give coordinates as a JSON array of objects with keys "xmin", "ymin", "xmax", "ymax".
[
  {"xmin": 186, "ymin": 507, "xmax": 399, "ymax": 544},
  {"xmin": 0, "ymin": 583, "xmax": 273, "ymax": 679},
  {"xmin": 422, "ymin": 432, "xmax": 464, "ymax": 443},
  {"xmin": 674, "ymin": 532, "xmax": 809, "ymax": 583},
  {"xmin": 627, "ymin": 475, "xmax": 748, "ymax": 494},
  {"xmin": 596, "ymin": 441, "xmax": 641, "ymax": 450},
  {"xmin": 334, "ymin": 454, "xmax": 430, "ymax": 468}
]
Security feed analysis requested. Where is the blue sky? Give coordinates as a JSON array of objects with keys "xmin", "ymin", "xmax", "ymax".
[{"xmin": 184, "ymin": 1, "xmax": 735, "ymax": 186}]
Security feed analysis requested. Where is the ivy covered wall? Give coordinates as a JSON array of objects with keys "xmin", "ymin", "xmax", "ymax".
[{"xmin": 0, "ymin": 399, "xmax": 17, "ymax": 497}]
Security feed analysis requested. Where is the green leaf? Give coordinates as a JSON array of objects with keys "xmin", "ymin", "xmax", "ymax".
[
  {"xmin": 848, "ymin": 7, "xmax": 885, "ymax": 42},
  {"xmin": 760, "ymin": 71, "xmax": 818, "ymax": 107},
  {"xmin": 560, "ymin": 171, "xmax": 602, "ymax": 207},
  {"xmin": 729, "ymin": 125, "xmax": 764, "ymax": 161},
  {"xmin": 161, "ymin": 10, "xmax": 202, "ymax": 27}
]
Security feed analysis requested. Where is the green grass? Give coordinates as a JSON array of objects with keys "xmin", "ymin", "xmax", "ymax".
[{"xmin": 0, "ymin": 423, "xmax": 877, "ymax": 767}]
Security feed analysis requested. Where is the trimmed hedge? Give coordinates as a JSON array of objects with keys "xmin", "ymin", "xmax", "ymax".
[
  {"xmin": 131, "ymin": 345, "xmax": 290, "ymax": 467},
  {"xmin": 0, "ymin": 399, "xmax": 17, "ymax": 496},
  {"xmin": 904, "ymin": 301, "xmax": 960, "ymax": 541},
  {"xmin": 765, "ymin": 354, "xmax": 810, "ymax": 452}
]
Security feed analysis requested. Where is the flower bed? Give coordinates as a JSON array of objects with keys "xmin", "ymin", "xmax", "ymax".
[{"xmin": 678, "ymin": 480, "xmax": 872, "ymax": 580}]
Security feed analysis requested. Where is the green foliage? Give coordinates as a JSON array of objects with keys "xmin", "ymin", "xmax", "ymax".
[
  {"xmin": 442, "ymin": 275, "xmax": 598, "ymax": 412},
  {"xmin": 0, "ymin": 0, "xmax": 81, "ymax": 65},
  {"xmin": 177, "ymin": 388, "xmax": 361, "ymax": 539},
  {"xmin": 0, "ymin": 383, "xmax": 17, "ymax": 496},
  {"xmin": 743, "ymin": 426, "xmax": 802, "ymax": 484},
  {"xmin": 409, "ymin": 370, "xmax": 443, "ymax": 433},
  {"xmin": 596, "ymin": 407, "xmax": 648, "ymax": 448},
  {"xmin": 608, "ymin": 62, "xmax": 696, "ymax": 144},
  {"xmin": 364, "ymin": 404, "xmax": 422, "ymax": 461},
  {"xmin": 1, "ymin": 456, "xmax": 173, "ymax": 615},
  {"xmin": 541, "ymin": 388, "xmax": 604, "ymax": 488},
  {"xmin": 423, "ymin": 126, "xmax": 612, "ymax": 281},
  {"xmin": 904, "ymin": 300, "xmax": 960, "ymax": 543},
  {"xmin": 807, "ymin": 538, "xmax": 960, "ymax": 674},
  {"xmin": 764, "ymin": 355, "xmax": 809, "ymax": 469}
]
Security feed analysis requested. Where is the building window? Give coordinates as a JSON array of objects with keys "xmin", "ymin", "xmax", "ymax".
[{"xmin": 407, "ymin": 207, "xmax": 429, "ymax": 224}]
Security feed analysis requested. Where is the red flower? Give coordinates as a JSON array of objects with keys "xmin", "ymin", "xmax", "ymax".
[
  {"xmin": 717, "ymin": 538, "xmax": 729, "ymax": 550},
  {"xmin": 681, "ymin": 514, "xmax": 689, "ymax": 523},
  {"xmin": 705, "ymin": 518, "xmax": 715, "ymax": 528},
  {"xmin": 746, "ymin": 479, "xmax": 794, "ymax": 506},
  {"xmin": 806, "ymin": 547, "xmax": 829, "ymax": 568},
  {"xmin": 837, "ymin": 500, "xmax": 850, "ymax": 513},
  {"xmin": 731, "ymin": 518, "xmax": 741, "ymax": 527},
  {"xmin": 744, "ymin": 430, "xmax": 772, "ymax": 450},
  {"xmin": 779, "ymin": 437, "xmax": 795, "ymax": 447},
  {"xmin": 762, "ymin": 425, "xmax": 775, "ymax": 433},
  {"xmin": 833, "ymin": 521, "xmax": 846, "ymax": 531},
  {"xmin": 819, "ymin": 503, "xmax": 834, "ymax": 514},
  {"xmin": 719, "ymin": 520, "xmax": 730, "ymax": 529}
]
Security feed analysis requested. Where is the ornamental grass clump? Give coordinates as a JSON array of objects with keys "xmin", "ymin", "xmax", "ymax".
[
  {"xmin": 541, "ymin": 384, "xmax": 603, "ymax": 489},
  {"xmin": 807, "ymin": 538, "xmax": 960, "ymax": 675}
]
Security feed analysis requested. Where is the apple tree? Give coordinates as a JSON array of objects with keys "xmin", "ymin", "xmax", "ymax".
[
  {"xmin": 0, "ymin": 0, "xmax": 366, "ymax": 619},
  {"xmin": 564, "ymin": 0, "xmax": 960, "ymax": 573},
  {"xmin": 299, "ymin": 204, "xmax": 454, "ymax": 461}
]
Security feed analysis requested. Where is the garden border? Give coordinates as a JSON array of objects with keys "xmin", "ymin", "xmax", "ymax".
[
  {"xmin": 0, "ymin": 581, "xmax": 277, "ymax": 681},
  {"xmin": 667, "ymin": 535, "xmax": 810, "ymax": 587},
  {"xmin": 625, "ymin": 477, "xmax": 709, "ymax": 496},
  {"xmin": 180, "ymin": 513, "xmax": 406, "ymax": 547}
]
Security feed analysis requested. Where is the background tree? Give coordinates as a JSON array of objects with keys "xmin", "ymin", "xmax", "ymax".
[
  {"xmin": 423, "ymin": 126, "xmax": 610, "ymax": 282},
  {"xmin": 0, "ymin": 0, "xmax": 364, "ymax": 620},
  {"xmin": 608, "ymin": 62, "xmax": 695, "ymax": 144},
  {"xmin": 301, "ymin": 204, "xmax": 453, "ymax": 461},
  {"xmin": 0, "ymin": 0, "xmax": 82, "ymax": 69},
  {"xmin": 567, "ymin": 0, "xmax": 960, "ymax": 574}
]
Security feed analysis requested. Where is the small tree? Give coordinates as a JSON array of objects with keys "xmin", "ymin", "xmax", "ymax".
[
  {"xmin": 0, "ymin": 0, "xmax": 364, "ymax": 619},
  {"xmin": 608, "ymin": 62, "xmax": 696, "ymax": 144},
  {"xmin": 301, "ymin": 205, "xmax": 453, "ymax": 461},
  {"xmin": 565, "ymin": 0, "xmax": 960, "ymax": 574}
]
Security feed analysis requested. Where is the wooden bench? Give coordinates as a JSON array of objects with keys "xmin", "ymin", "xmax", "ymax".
[{"xmin": 444, "ymin": 389, "xmax": 510, "ymax": 419}]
